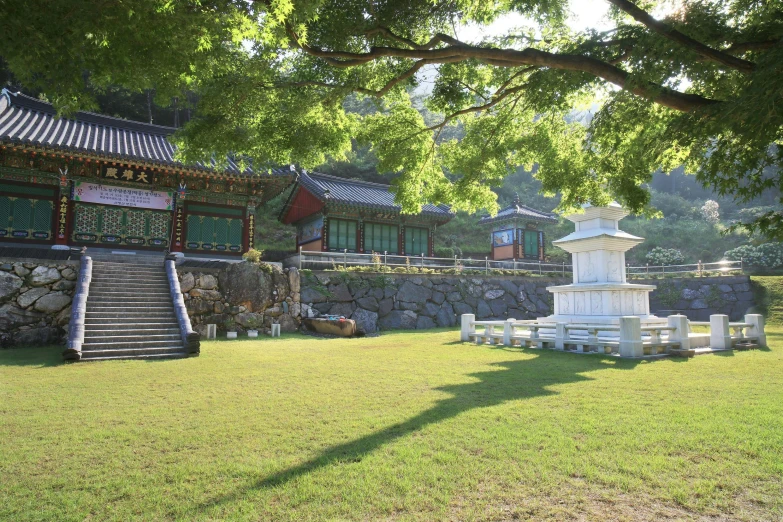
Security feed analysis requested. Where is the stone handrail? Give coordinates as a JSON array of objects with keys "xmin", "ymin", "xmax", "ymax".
[
  {"xmin": 62, "ymin": 255, "xmax": 92, "ymax": 361},
  {"xmin": 165, "ymin": 256, "xmax": 200, "ymax": 356}
]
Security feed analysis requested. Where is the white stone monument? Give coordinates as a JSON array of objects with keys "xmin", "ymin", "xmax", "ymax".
[{"xmin": 542, "ymin": 203, "xmax": 664, "ymax": 325}]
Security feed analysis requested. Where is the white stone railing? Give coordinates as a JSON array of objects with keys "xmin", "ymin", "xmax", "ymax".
[
  {"xmin": 689, "ymin": 314, "xmax": 767, "ymax": 349},
  {"xmin": 460, "ymin": 313, "xmax": 766, "ymax": 357}
]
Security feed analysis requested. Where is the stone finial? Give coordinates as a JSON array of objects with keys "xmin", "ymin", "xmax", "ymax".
[{"xmin": 513, "ymin": 193, "xmax": 520, "ymax": 207}]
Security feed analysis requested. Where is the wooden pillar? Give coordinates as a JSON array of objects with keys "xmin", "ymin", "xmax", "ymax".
[
  {"xmin": 55, "ymin": 192, "xmax": 69, "ymax": 246},
  {"xmin": 321, "ymin": 215, "xmax": 328, "ymax": 252},
  {"xmin": 357, "ymin": 217, "xmax": 364, "ymax": 253},
  {"xmin": 245, "ymin": 203, "xmax": 256, "ymax": 253}
]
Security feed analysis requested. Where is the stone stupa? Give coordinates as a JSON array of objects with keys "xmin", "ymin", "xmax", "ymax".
[{"xmin": 541, "ymin": 203, "xmax": 665, "ymax": 325}]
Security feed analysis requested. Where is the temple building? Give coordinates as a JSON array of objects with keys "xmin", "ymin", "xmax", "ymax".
[
  {"xmin": 478, "ymin": 194, "xmax": 558, "ymax": 261},
  {"xmin": 279, "ymin": 171, "xmax": 453, "ymax": 256},
  {"xmin": 0, "ymin": 89, "xmax": 294, "ymax": 256}
]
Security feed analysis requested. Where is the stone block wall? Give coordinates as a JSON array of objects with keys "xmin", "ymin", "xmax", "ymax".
[
  {"xmin": 643, "ymin": 275, "xmax": 755, "ymax": 321},
  {"xmin": 177, "ymin": 262, "xmax": 300, "ymax": 336},
  {"xmin": 0, "ymin": 260, "xmax": 77, "ymax": 346},
  {"xmin": 299, "ymin": 272, "xmax": 566, "ymax": 334},
  {"xmin": 299, "ymin": 272, "xmax": 758, "ymax": 333}
]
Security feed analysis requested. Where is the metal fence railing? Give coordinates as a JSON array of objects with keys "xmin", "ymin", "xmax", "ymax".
[
  {"xmin": 625, "ymin": 259, "xmax": 743, "ymax": 278},
  {"xmin": 296, "ymin": 248, "xmax": 571, "ymax": 275},
  {"xmin": 294, "ymin": 249, "xmax": 744, "ymax": 277}
]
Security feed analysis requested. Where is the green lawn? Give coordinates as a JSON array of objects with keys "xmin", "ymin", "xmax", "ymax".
[{"xmin": 2, "ymin": 328, "xmax": 782, "ymax": 521}]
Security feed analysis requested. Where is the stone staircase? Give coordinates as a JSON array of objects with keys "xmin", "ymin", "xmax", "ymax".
[{"xmin": 81, "ymin": 260, "xmax": 187, "ymax": 361}]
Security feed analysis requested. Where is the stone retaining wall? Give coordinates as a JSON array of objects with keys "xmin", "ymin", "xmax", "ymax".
[
  {"xmin": 0, "ymin": 259, "xmax": 77, "ymax": 346},
  {"xmin": 643, "ymin": 275, "xmax": 755, "ymax": 321},
  {"xmin": 177, "ymin": 262, "xmax": 300, "ymax": 336},
  {"xmin": 299, "ymin": 272, "xmax": 757, "ymax": 333},
  {"xmin": 300, "ymin": 272, "xmax": 567, "ymax": 334}
]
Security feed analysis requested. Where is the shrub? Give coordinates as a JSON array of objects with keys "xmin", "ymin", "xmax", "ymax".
[
  {"xmin": 725, "ymin": 243, "xmax": 783, "ymax": 269},
  {"xmin": 434, "ymin": 246, "xmax": 456, "ymax": 258},
  {"xmin": 645, "ymin": 247, "xmax": 685, "ymax": 266},
  {"xmin": 242, "ymin": 248, "xmax": 264, "ymax": 264}
]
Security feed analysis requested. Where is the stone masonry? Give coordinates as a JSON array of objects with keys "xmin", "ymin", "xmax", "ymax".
[
  {"xmin": 178, "ymin": 262, "xmax": 301, "ymax": 336},
  {"xmin": 0, "ymin": 260, "xmax": 77, "ymax": 346}
]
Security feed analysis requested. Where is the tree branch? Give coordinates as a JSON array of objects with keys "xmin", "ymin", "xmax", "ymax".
[
  {"xmin": 293, "ymin": 40, "xmax": 718, "ymax": 112},
  {"xmin": 724, "ymin": 39, "xmax": 779, "ymax": 55},
  {"xmin": 606, "ymin": 0, "xmax": 756, "ymax": 73}
]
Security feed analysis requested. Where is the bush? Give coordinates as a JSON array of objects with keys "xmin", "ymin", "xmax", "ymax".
[
  {"xmin": 645, "ymin": 247, "xmax": 685, "ymax": 266},
  {"xmin": 242, "ymin": 248, "xmax": 264, "ymax": 264},
  {"xmin": 434, "ymin": 246, "xmax": 457, "ymax": 258},
  {"xmin": 725, "ymin": 243, "xmax": 783, "ymax": 269}
]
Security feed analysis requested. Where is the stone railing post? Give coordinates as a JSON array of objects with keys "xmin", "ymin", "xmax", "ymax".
[
  {"xmin": 555, "ymin": 322, "xmax": 565, "ymax": 350},
  {"xmin": 710, "ymin": 314, "xmax": 731, "ymax": 350},
  {"xmin": 619, "ymin": 316, "xmax": 642, "ymax": 357},
  {"xmin": 503, "ymin": 318, "xmax": 514, "ymax": 346},
  {"xmin": 744, "ymin": 314, "xmax": 766, "ymax": 347},
  {"xmin": 62, "ymin": 255, "xmax": 92, "ymax": 361},
  {"xmin": 667, "ymin": 314, "xmax": 690, "ymax": 351},
  {"xmin": 460, "ymin": 314, "xmax": 475, "ymax": 342},
  {"xmin": 165, "ymin": 256, "xmax": 200, "ymax": 356}
]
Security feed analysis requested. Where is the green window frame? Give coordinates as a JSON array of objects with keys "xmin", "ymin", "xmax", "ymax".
[
  {"xmin": 523, "ymin": 229, "xmax": 539, "ymax": 258},
  {"xmin": 364, "ymin": 223, "xmax": 398, "ymax": 254},
  {"xmin": 404, "ymin": 226, "xmax": 428, "ymax": 256},
  {"xmin": 327, "ymin": 219, "xmax": 357, "ymax": 251}
]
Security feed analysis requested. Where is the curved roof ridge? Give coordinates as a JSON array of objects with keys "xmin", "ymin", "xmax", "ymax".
[
  {"xmin": 4, "ymin": 89, "xmax": 177, "ymax": 135},
  {"xmin": 306, "ymin": 170, "xmax": 399, "ymax": 190}
]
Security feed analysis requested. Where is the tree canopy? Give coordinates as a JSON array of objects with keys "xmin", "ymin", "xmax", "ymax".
[{"xmin": 1, "ymin": 0, "xmax": 781, "ymax": 237}]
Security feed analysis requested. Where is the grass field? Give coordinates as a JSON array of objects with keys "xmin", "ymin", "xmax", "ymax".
[{"xmin": 2, "ymin": 324, "xmax": 782, "ymax": 521}]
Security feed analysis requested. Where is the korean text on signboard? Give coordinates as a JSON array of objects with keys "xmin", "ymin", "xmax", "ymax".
[
  {"xmin": 101, "ymin": 165, "xmax": 152, "ymax": 185},
  {"xmin": 73, "ymin": 182, "xmax": 173, "ymax": 211}
]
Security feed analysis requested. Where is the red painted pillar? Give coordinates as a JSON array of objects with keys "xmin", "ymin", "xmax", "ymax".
[{"xmin": 55, "ymin": 192, "xmax": 69, "ymax": 246}]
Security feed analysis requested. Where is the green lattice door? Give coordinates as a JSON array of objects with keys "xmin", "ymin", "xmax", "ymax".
[
  {"xmin": 186, "ymin": 214, "xmax": 243, "ymax": 252},
  {"xmin": 0, "ymin": 182, "xmax": 55, "ymax": 241},
  {"xmin": 72, "ymin": 202, "xmax": 170, "ymax": 248}
]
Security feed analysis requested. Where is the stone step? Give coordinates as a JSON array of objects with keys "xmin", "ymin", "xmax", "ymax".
[
  {"xmin": 90, "ymin": 276, "xmax": 169, "ymax": 283},
  {"xmin": 80, "ymin": 349, "xmax": 187, "ymax": 360},
  {"xmin": 92, "ymin": 267, "xmax": 167, "ymax": 274},
  {"xmin": 84, "ymin": 333, "xmax": 182, "ymax": 342},
  {"xmin": 91, "ymin": 267, "xmax": 167, "ymax": 274},
  {"xmin": 88, "ymin": 290, "xmax": 172, "ymax": 298},
  {"xmin": 91, "ymin": 260, "xmax": 165, "ymax": 267},
  {"xmin": 86, "ymin": 307, "xmax": 175, "ymax": 315},
  {"xmin": 85, "ymin": 311, "xmax": 176, "ymax": 320},
  {"xmin": 82, "ymin": 322, "xmax": 182, "ymax": 331},
  {"xmin": 84, "ymin": 312, "xmax": 177, "ymax": 324},
  {"xmin": 82, "ymin": 338, "xmax": 185, "ymax": 350},
  {"xmin": 91, "ymin": 274, "xmax": 168, "ymax": 281},
  {"xmin": 86, "ymin": 296, "xmax": 173, "ymax": 304},
  {"xmin": 84, "ymin": 328, "xmax": 181, "ymax": 337}
]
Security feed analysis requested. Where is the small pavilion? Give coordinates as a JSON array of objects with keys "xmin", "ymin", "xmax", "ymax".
[
  {"xmin": 279, "ymin": 171, "xmax": 453, "ymax": 256},
  {"xmin": 0, "ymin": 89, "xmax": 294, "ymax": 257},
  {"xmin": 478, "ymin": 194, "xmax": 557, "ymax": 261}
]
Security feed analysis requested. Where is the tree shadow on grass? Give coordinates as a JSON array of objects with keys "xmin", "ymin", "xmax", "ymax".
[{"xmin": 196, "ymin": 349, "xmax": 640, "ymax": 512}]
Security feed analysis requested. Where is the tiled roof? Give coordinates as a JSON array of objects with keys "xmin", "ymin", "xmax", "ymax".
[
  {"xmin": 292, "ymin": 170, "xmax": 453, "ymax": 219},
  {"xmin": 0, "ymin": 89, "xmax": 287, "ymax": 178},
  {"xmin": 478, "ymin": 194, "xmax": 558, "ymax": 225}
]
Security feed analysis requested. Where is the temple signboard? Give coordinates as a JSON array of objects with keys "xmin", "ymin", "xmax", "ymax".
[{"xmin": 73, "ymin": 182, "xmax": 173, "ymax": 211}]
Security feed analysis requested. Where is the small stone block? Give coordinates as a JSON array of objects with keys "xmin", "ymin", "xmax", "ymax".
[{"xmin": 206, "ymin": 324, "xmax": 217, "ymax": 339}]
